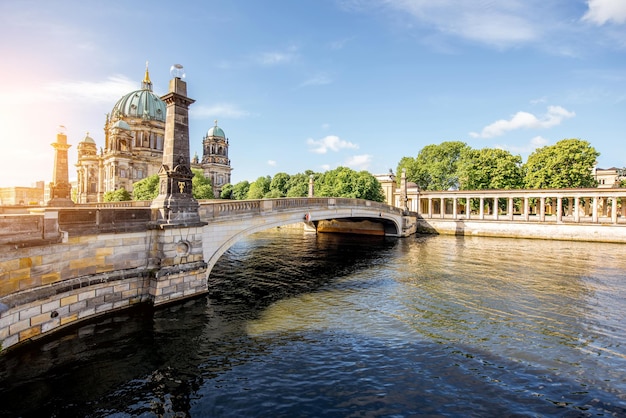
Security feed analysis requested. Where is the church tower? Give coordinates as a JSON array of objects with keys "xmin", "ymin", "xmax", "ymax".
[
  {"xmin": 201, "ymin": 120, "xmax": 232, "ymax": 198},
  {"xmin": 75, "ymin": 132, "xmax": 100, "ymax": 203}
]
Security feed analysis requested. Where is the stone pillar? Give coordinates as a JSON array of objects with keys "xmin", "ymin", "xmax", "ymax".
[
  {"xmin": 400, "ymin": 168, "xmax": 409, "ymax": 212},
  {"xmin": 466, "ymin": 196, "xmax": 471, "ymax": 219},
  {"xmin": 539, "ymin": 197, "xmax": 546, "ymax": 222},
  {"xmin": 611, "ymin": 197, "xmax": 618, "ymax": 224},
  {"xmin": 452, "ymin": 197, "xmax": 458, "ymax": 219},
  {"xmin": 151, "ymin": 68, "xmax": 203, "ymax": 227},
  {"xmin": 493, "ymin": 197, "xmax": 499, "ymax": 220},
  {"xmin": 440, "ymin": 197, "xmax": 445, "ymax": 218},
  {"xmin": 428, "ymin": 198, "xmax": 433, "ymax": 219},
  {"xmin": 47, "ymin": 127, "xmax": 74, "ymax": 207},
  {"xmin": 592, "ymin": 197, "xmax": 598, "ymax": 223},
  {"xmin": 508, "ymin": 197, "xmax": 514, "ymax": 220},
  {"xmin": 479, "ymin": 197, "xmax": 484, "ymax": 220},
  {"xmin": 574, "ymin": 197, "xmax": 580, "ymax": 223},
  {"xmin": 557, "ymin": 197, "xmax": 563, "ymax": 223},
  {"xmin": 524, "ymin": 197, "xmax": 529, "ymax": 221},
  {"xmin": 308, "ymin": 174, "xmax": 314, "ymax": 197}
]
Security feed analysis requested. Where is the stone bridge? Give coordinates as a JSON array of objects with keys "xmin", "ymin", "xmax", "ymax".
[
  {"xmin": 0, "ymin": 197, "xmax": 415, "ymax": 352},
  {"xmin": 198, "ymin": 197, "xmax": 415, "ymax": 273}
]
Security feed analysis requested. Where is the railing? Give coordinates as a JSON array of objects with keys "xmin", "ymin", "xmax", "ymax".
[
  {"xmin": 416, "ymin": 188, "xmax": 626, "ymax": 225},
  {"xmin": 198, "ymin": 197, "xmax": 404, "ymax": 221}
]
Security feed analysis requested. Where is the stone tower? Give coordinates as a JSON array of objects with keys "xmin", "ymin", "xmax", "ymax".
[
  {"xmin": 47, "ymin": 126, "xmax": 74, "ymax": 207},
  {"xmin": 201, "ymin": 120, "xmax": 232, "ymax": 198},
  {"xmin": 151, "ymin": 65, "xmax": 203, "ymax": 226}
]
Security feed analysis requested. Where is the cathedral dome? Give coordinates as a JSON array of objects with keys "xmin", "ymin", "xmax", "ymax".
[
  {"xmin": 112, "ymin": 120, "xmax": 131, "ymax": 130},
  {"xmin": 111, "ymin": 89, "xmax": 165, "ymax": 122},
  {"xmin": 207, "ymin": 120, "xmax": 225, "ymax": 138},
  {"xmin": 81, "ymin": 132, "xmax": 96, "ymax": 144}
]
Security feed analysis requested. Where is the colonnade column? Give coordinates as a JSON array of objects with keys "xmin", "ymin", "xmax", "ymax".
[
  {"xmin": 452, "ymin": 197, "xmax": 458, "ymax": 219},
  {"xmin": 611, "ymin": 197, "xmax": 618, "ymax": 224},
  {"xmin": 493, "ymin": 197, "xmax": 499, "ymax": 220},
  {"xmin": 479, "ymin": 197, "xmax": 484, "ymax": 220},
  {"xmin": 574, "ymin": 197, "xmax": 580, "ymax": 223},
  {"xmin": 428, "ymin": 198, "xmax": 433, "ymax": 219},
  {"xmin": 466, "ymin": 196, "xmax": 471, "ymax": 219},
  {"xmin": 592, "ymin": 197, "xmax": 598, "ymax": 223},
  {"xmin": 557, "ymin": 197, "xmax": 563, "ymax": 223},
  {"xmin": 508, "ymin": 197, "xmax": 514, "ymax": 220},
  {"xmin": 524, "ymin": 197, "xmax": 529, "ymax": 221},
  {"xmin": 539, "ymin": 197, "xmax": 546, "ymax": 222},
  {"xmin": 440, "ymin": 197, "xmax": 445, "ymax": 219}
]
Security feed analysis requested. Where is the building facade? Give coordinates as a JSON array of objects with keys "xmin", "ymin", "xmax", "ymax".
[{"xmin": 76, "ymin": 66, "xmax": 232, "ymax": 202}]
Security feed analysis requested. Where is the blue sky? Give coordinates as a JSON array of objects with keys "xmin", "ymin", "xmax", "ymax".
[{"xmin": 0, "ymin": 0, "xmax": 625, "ymax": 187}]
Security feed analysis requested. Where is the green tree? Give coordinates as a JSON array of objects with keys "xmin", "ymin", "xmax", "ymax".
[
  {"xmin": 399, "ymin": 141, "xmax": 470, "ymax": 190},
  {"xmin": 285, "ymin": 171, "xmax": 315, "ymax": 197},
  {"xmin": 231, "ymin": 181, "xmax": 250, "ymax": 200},
  {"xmin": 132, "ymin": 174, "xmax": 159, "ymax": 200},
  {"xmin": 103, "ymin": 188, "xmax": 131, "ymax": 202},
  {"xmin": 191, "ymin": 168, "xmax": 214, "ymax": 199},
  {"xmin": 458, "ymin": 148, "xmax": 523, "ymax": 190},
  {"xmin": 220, "ymin": 183, "xmax": 233, "ymax": 199},
  {"xmin": 316, "ymin": 166, "xmax": 385, "ymax": 201},
  {"xmin": 247, "ymin": 176, "xmax": 271, "ymax": 199},
  {"xmin": 269, "ymin": 172, "xmax": 291, "ymax": 197},
  {"xmin": 524, "ymin": 138, "xmax": 599, "ymax": 189}
]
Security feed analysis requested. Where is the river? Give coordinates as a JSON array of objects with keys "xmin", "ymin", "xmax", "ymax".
[{"xmin": 0, "ymin": 230, "xmax": 625, "ymax": 417}]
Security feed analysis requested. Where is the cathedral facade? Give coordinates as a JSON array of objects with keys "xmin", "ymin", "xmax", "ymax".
[{"xmin": 75, "ymin": 67, "xmax": 232, "ymax": 203}]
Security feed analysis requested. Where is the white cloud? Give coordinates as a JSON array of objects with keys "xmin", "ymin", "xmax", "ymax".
[
  {"xmin": 349, "ymin": 0, "xmax": 541, "ymax": 48},
  {"xmin": 191, "ymin": 104, "xmax": 250, "ymax": 119},
  {"xmin": 256, "ymin": 45, "xmax": 299, "ymax": 66},
  {"xmin": 583, "ymin": 0, "xmax": 626, "ymax": 25},
  {"xmin": 307, "ymin": 135, "xmax": 359, "ymax": 154},
  {"xmin": 344, "ymin": 154, "xmax": 372, "ymax": 170},
  {"xmin": 470, "ymin": 106, "xmax": 575, "ymax": 138},
  {"xmin": 267, "ymin": 160, "xmax": 277, "ymax": 167},
  {"xmin": 300, "ymin": 73, "xmax": 333, "ymax": 87}
]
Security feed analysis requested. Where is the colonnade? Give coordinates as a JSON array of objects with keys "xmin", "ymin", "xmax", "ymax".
[{"xmin": 416, "ymin": 189, "xmax": 626, "ymax": 224}]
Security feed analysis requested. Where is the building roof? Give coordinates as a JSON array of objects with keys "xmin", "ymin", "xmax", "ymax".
[
  {"xmin": 110, "ymin": 67, "xmax": 165, "ymax": 123},
  {"xmin": 80, "ymin": 132, "xmax": 96, "ymax": 144},
  {"xmin": 207, "ymin": 120, "xmax": 225, "ymax": 138}
]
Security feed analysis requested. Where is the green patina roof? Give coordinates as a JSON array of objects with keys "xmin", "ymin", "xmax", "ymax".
[
  {"xmin": 207, "ymin": 120, "xmax": 225, "ymax": 138},
  {"xmin": 111, "ymin": 88, "xmax": 165, "ymax": 122}
]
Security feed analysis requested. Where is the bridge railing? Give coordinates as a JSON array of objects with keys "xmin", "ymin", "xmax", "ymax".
[{"xmin": 198, "ymin": 197, "xmax": 404, "ymax": 221}]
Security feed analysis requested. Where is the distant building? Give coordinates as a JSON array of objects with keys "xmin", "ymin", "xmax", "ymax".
[
  {"xmin": 76, "ymin": 65, "xmax": 232, "ymax": 202},
  {"xmin": 594, "ymin": 167, "xmax": 625, "ymax": 188},
  {"xmin": 0, "ymin": 182, "xmax": 45, "ymax": 206}
]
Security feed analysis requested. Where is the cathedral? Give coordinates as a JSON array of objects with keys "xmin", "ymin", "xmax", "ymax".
[{"xmin": 75, "ymin": 66, "xmax": 232, "ymax": 203}]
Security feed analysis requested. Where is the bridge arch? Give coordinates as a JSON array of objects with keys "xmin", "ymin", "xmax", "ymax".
[{"xmin": 198, "ymin": 198, "xmax": 410, "ymax": 275}]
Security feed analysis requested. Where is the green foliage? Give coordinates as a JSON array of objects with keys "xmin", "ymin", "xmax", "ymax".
[
  {"xmin": 132, "ymin": 174, "xmax": 159, "ymax": 200},
  {"xmin": 220, "ymin": 183, "xmax": 233, "ymax": 199},
  {"xmin": 315, "ymin": 166, "xmax": 385, "ymax": 202},
  {"xmin": 524, "ymin": 138, "xmax": 599, "ymax": 189},
  {"xmin": 231, "ymin": 181, "xmax": 250, "ymax": 200},
  {"xmin": 399, "ymin": 141, "xmax": 470, "ymax": 190},
  {"xmin": 247, "ymin": 176, "xmax": 271, "ymax": 199},
  {"xmin": 191, "ymin": 169, "xmax": 214, "ymax": 199},
  {"xmin": 458, "ymin": 148, "xmax": 523, "ymax": 190},
  {"xmin": 103, "ymin": 188, "xmax": 131, "ymax": 202}
]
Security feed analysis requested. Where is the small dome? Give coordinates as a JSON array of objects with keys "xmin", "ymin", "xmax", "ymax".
[
  {"xmin": 112, "ymin": 120, "xmax": 131, "ymax": 130},
  {"xmin": 81, "ymin": 132, "xmax": 96, "ymax": 144},
  {"xmin": 111, "ymin": 88, "xmax": 166, "ymax": 122},
  {"xmin": 207, "ymin": 120, "xmax": 225, "ymax": 138}
]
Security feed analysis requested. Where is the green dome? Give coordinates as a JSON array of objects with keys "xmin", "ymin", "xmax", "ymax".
[
  {"xmin": 207, "ymin": 120, "xmax": 225, "ymax": 138},
  {"xmin": 81, "ymin": 132, "xmax": 96, "ymax": 144},
  {"xmin": 111, "ymin": 88, "xmax": 165, "ymax": 122}
]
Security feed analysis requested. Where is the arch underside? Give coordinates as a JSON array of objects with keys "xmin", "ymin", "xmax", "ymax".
[{"xmin": 203, "ymin": 211, "xmax": 402, "ymax": 278}]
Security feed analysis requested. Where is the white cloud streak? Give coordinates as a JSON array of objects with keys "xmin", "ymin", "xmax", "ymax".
[
  {"xmin": 344, "ymin": 154, "xmax": 372, "ymax": 170},
  {"xmin": 307, "ymin": 135, "xmax": 359, "ymax": 154},
  {"xmin": 470, "ymin": 106, "xmax": 575, "ymax": 138}
]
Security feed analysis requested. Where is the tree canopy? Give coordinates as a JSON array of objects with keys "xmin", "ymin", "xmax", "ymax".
[
  {"xmin": 103, "ymin": 188, "xmax": 131, "ymax": 202},
  {"xmin": 524, "ymin": 138, "xmax": 599, "ymax": 189},
  {"xmin": 131, "ymin": 169, "xmax": 215, "ymax": 201},
  {"xmin": 399, "ymin": 138, "xmax": 601, "ymax": 191}
]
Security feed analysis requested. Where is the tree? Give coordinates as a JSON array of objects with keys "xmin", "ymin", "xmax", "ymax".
[
  {"xmin": 399, "ymin": 141, "xmax": 470, "ymax": 190},
  {"xmin": 247, "ymin": 176, "xmax": 271, "ymax": 199},
  {"xmin": 316, "ymin": 166, "xmax": 385, "ymax": 202},
  {"xmin": 524, "ymin": 138, "xmax": 599, "ymax": 189},
  {"xmin": 458, "ymin": 148, "xmax": 523, "ymax": 190},
  {"xmin": 285, "ymin": 171, "xmax": 315, "ymax": 197},
  {"xmin": 231, "ymin": 181, "xmax": 250, "ymax": 200},
  {"xmin": 103, "ymin": 188, "xmax": 131, "ymax": 202},
  {"xmin": 132, "ymin": 174, "xmax": 159, "ymax": 200},
  {"xmin": 269, "ymin": 172, "xmax": 291, "ymax": 197},
  {"xmin": 191, "ymin": 169, "xmax": 214, "ymax": 199},
  {"xmin": 220, "ymin": 183, "xmax": 233, "ymax": 199}
]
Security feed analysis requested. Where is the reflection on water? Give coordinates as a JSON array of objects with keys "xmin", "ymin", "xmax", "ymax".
[{"xmin": 0, "ymin": 231, "xmax": 625, "ymax": 417}]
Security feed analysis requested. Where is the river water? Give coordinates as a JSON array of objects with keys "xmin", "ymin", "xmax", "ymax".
[{"xmin": 1, "ymin": 230, "xmax": 625, "ymax": 417}]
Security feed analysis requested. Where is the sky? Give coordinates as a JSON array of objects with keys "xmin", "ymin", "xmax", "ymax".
[{"xmin": 0, "ymin": 0, "xmax": 625, "ymax": 188}]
